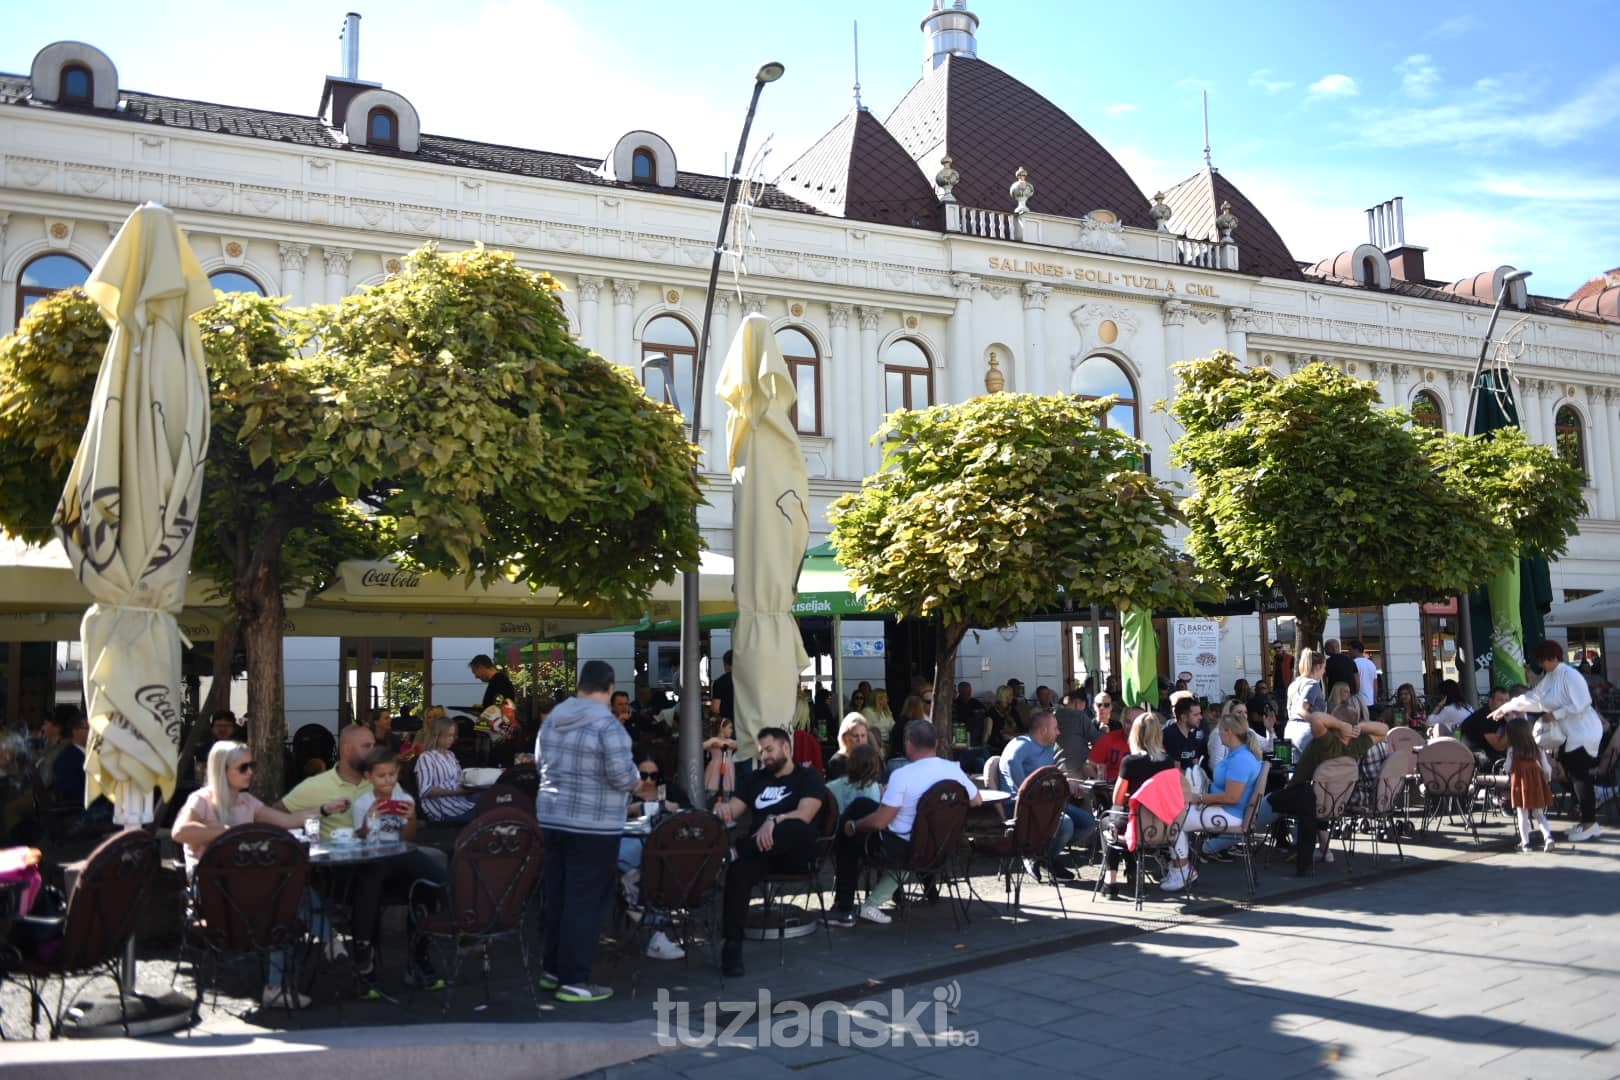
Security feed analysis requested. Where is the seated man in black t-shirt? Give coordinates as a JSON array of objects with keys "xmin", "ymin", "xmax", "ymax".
[
  {"xmin": 1161, "ymin": 695, "xmax": 1207, "ymax": 772},
  {"xmin": 1458, "ymin": 686, "xmax": 1513, "ymax": 764},
  {"xmin": 714, "ymin": 726, "xmax": 826, "ymax": 977}
]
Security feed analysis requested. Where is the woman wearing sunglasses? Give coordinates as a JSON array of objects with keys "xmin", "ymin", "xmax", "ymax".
[
  {"xmin": 616, "ymin": 747, "xmax": 692, "ymax": 962},
  {"xmin": 172, "ymin": 740, "xmax": 342, "ymax": 1008}
]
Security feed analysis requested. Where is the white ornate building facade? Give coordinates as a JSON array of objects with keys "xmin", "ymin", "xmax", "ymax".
[{"xmin": 3, "ymin": 6, "xmax": 1618, "ymax": 717}]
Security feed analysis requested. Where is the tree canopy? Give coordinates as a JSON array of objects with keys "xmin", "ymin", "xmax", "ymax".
[
  {"xmin": 829, "ymin": 392, "xmax": 1204, "ymax": 739},
  {"xmin": 1162, "ymin": 351, "xmax": 1584, "ymax": 647},
  {"xmin": 0, "ymin": 245, "xmax": 703, "ymax": 793}
]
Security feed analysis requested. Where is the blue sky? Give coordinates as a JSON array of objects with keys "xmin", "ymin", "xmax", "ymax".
[{"xmin": 5, "ymin": 0, "xmax": 1616, "ymax": 296}]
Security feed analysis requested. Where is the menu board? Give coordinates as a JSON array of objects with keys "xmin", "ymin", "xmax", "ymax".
[{"xmin": 1170, "ymin": 618, "xmax": 1222, "ymax": 700}]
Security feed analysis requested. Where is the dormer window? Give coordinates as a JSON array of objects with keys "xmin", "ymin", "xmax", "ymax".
[
  {"xmin": 60, "ymin": 64, "xmax": 92, "ymax": 104},
  {"xmin": 632, "ymin": 148, "xmax": 656, "ymax": 184},
  {"xmin": 367, "ymin": 107, "xmax": 398, "ymax": 148}
]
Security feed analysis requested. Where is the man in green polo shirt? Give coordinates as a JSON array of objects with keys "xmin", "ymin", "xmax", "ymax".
[{"xmin": 277, "ymin": 723, "xmax": 373, "ymax": 839}]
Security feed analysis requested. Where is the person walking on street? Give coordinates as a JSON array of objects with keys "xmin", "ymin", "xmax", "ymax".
[
  {"xmin": 1492, "ymin": 640, "xmax": 1605, "ymax": 843},
  {"xmin": 536, "ymin": 661, "xmax": 639, "ymax": 1002}
]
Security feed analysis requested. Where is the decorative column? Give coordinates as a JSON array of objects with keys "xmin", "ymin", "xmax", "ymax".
[
  {"xmin": 1021, "ymin": 283, "xmax": 1050, "ymax": 395},
  {"xmin": 856, "ymin": 306, "xmax": 884, "ymax": 475},
  {"xmin": 704, "ymin": 293, "xmax": 734, "ymax": 473},
  {"xmin": 1389, "ymin": 362, "xmax": 1413, "ymax": 411},
  {"xmin": 1366, "ymin": 361, "xmax": 1393, "ymax": 406},
  {"xmin": 1519, "ymin": 378, "xmax": 1546, "ymax": 445},
  {"xmin": 1587, "ymin": 385, "xmax": 1616, "ymax": 520},
  {"xmin": 1162, "ymin": 300, "xmax": 1190, "ymax": 378},
  {"xmin": 1607, "ymin": 387, "xmax": 1620, "ymax": 523},
  {"xmin": 321, "ymin": 247, "xmax": 352, "ymax": 303},
  {"xmin": 1225, "ymin": 307, "xmax": 1253, "ymax": 364},
  {"xmin": 1444, "ymin": 369, "xmax": 1471, "ymax": 434},
  {"xmin": 576, "ymin": 275, "xmax": 604, "ymax": 352},
  {"xmin": 611, "ymin": 278, "xmax": 639, "ymax": 366},
  {"xmin": 828, "ymin": 303, "xmax": 856, "ymax": 480},
  {"xmin": 278, "ymin": 242, "xmax": 309, "ymax": 306},
  {"xmin": 948, "ymin": 273, "xmax": 979, "ymax": 403}
]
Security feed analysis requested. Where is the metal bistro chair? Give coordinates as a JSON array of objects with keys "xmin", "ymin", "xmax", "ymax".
[
  {"xmin": 969, "ymin": 765, "xmax": 1071, "ymax": 920},
  {"xmin": 408, "ymin": 808, "xmax": 545, "ymax": 1017},
  {"xmin": 1349, "ymin": 744, "xmax": 1417, "ymax": 866},
  {"xmin": 1311, "ymin": 756, "xmax": 1361, "ymax": 870},
  {"xmin": 635, "ymin": 810, "xmax": 728, "ymax": 994},
  {"xmin": 16, "ymin": 829, "xmax": 159, "ymax": 1038},
  {"xmin": 496, "ymin": 763, "xmax": 540, "ymax": 804},
  {"xmin": 757, "ymin": 793, "xmax": 841, "ymax": 965},
  {"xmin": 1415, "ymin": 739, "xmax": 1479, "ymax": 840},
  {"xmin": 473, "ymin": 783, "xmax": 535, "ymax": 819},
  {"xmin": 864, "ymin": 780, "xmax": 973, "ymax": 929},
  {"xmin": 181, "ymin": 824, "xmax": 310, "ymax": 1020},
  {"xmin": 1193, "ymin": 776, "xmax": 1268, "ymax": 898},
  {"xmin": 1128, "ymin": 802, "xmax": 1185, "ymax": 911}
]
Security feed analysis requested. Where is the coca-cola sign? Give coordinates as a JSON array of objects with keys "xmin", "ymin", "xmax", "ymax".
[{"xmin": 360, "ymin": 567, "xmax": 422, "ymax": 589}]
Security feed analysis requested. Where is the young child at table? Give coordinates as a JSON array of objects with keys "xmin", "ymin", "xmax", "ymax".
[
  {"xmin": 1504, "ymin": 717, "xmax": 1556, "ymax": 853},
  {"xmin": 352, "ymin": 747, "xmax": 418, "ymax": 844}
]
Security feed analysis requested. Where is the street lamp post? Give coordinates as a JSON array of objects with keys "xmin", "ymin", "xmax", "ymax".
[
  {"xmin": 1454, "ymin": 268, "xmax": 1532, "ymax": 707},
  {"xmin": 676, "ymin": 62, "xmax": 785, "ymax": 805}
]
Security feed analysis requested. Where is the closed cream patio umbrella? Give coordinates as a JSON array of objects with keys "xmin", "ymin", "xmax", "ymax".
[
  {"xmin": 717, "ymin": 312, "xmax": 810, "ymax": 764},
  {"xmin": 54, "ymin": 203, "xmax": 212, "ymax": 827}
]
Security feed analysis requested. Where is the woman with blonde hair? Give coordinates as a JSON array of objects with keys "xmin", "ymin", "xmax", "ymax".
[
  {"xmin": 985, "ymin": 685, "xmax": 1018, "ymax": 755},
  {"xmin": 172, "ymin": 741, "xmax": 335, "ymax": 1007},
  {"xmin": 414, "ymin": 711, "xmax": 476, "ymax": 823},
  {"xmin": 1161, "ymin": 712, "xmax": 1265, "ymax": 891},
  {"xmin": 1326, "ymin": 681, "xmax": 1368, "ymax": 727},
  {"xmin": 1284, "ymin": 648, "xmax": 1330, "ymax": 753},
  {"xmin": 861, "ymin": 689, "xmax": 895, "ymax": 752},
  {"xmin": 1099, "ymin": 711, "xmax": 1178, "ymax": 899},
  {"xmin": 1206, "ymin": 697, "xmax": 1255, "ymax": 774},
  {"xmin": 825, "ymin": 713, "xmax": 871, "ymax": 782}
]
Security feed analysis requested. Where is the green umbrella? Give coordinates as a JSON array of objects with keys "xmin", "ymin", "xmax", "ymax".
[{"xmin": 1121, "ymin": 605, "xmax": 1159, "ymax": 709}]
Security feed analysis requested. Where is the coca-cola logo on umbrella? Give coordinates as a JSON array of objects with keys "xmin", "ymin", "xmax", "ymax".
[{"xmin": 360, "ymin": 567, "xmax": 422, "ymax": 589}]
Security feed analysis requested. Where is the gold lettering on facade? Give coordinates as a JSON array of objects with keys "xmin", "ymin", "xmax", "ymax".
[{"xmin": 986, "ymin": 256, "xmax": 1217, "ymax": 298}]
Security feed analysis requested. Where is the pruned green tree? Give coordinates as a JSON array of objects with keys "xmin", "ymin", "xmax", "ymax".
[
  {"xmin": 0, "ymin": 246, "xmax": 702, "ymax": 795},
  {"xmin": 829, "ymin": 392, "xmax": 1204, "ymax": 744},
  {"xmin": 1162, "ymin": 351, "xmax": 1584, "ymax": 650}
]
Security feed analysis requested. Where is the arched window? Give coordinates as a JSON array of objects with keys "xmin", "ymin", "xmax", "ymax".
[
  {"xmin": 1361, "ymin": 255, "xmax": 1380, "ymax": 288},
  {"xmin": 209, "ymin": 270, "xmax": 265, "ymax": 296},
  {"xmin": 60, "ymin": 64, "xmax": 93, "ymax": 105},
  {"xmin": 15, "ymin": 253, "xmax": 91, "ymax": 323},
  {"xmin": 1411, "ymin": 390, "xmax": 1444, "ymax": 430},
  {"xmin": 1555, "ymin": 405, "xmax": 1586, "ymax": 478},
  {"xmin": 883, "ymin": 337, "xmax": 933, "ymax": 412},
  {"xmin": 775, "ymin": 326, "xmax": 822, "ymax": 435},
  {"xmin": 641, "ymin": 314, "xmax": 698, "ymax": 417},
  {"xmin": 631, "ymin": 148, "xmax": 656, "ymax": 184},
  {"xmin": 367, "ymin": 107, "xmax": 398, "ymax": 148},
  {"xmin": 1072, "ymin": 354, "xmax": 1139, "ymax": 437}
]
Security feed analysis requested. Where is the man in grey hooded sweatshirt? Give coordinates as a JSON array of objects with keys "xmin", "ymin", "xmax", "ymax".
[{"xmin": 536, "ymin": 660, "xmax": 638, "ymax": 1003}]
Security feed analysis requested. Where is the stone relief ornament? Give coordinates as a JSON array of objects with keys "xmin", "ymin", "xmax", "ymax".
[
  {"xmin": 1070, "ymin": 302, "xmax": 1140, "ymax": 356},
  {"xmin": 1072, "ymin": 215, "xmax": 1127, "ymax": 255}
]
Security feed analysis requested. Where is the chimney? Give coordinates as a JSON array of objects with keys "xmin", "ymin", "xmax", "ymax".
[
  {"xmin": 1367, "ymin": 196, "xmax": 1428, "ymax": 283},
  {"xmin": 922, "ymin": 1, "xmax": 979, "ymax": 74},
  {"xmin": 342, "ymin": 12, "xmax": 361, "ymax": 80}
]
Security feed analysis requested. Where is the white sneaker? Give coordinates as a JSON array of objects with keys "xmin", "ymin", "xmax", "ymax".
[
  {"xmin": 1570, "ymin": 823, "xmax": 1604, "ymax": 842},
  {"xmin": 1160, "ymin": 867, "xmax": 1188, "ymax": 892},
  {"xmin": 858, "ymin": 904, "xmax": 893, "ymax": 925},
  {"xmin": 644, "ymin": 931, "xmax": 685, "ymax": 960},
  {"xmin": 262, "ymin": 984, "xmax": 311, "ymax": 1009},
  {"xmin": 1543, "ymin": 838, "xmax": 1558, "ymax": 853},
  {"xmin": 324, "ymin": 935, "xmax": 349, "ymax": 962}
]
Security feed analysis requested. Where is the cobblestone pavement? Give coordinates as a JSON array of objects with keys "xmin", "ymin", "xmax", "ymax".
[{"xmin": 588, "ymin": 837, "xmax": 1620, "ymax": 1080}]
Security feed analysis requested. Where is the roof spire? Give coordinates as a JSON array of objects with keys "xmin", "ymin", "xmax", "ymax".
[
  {"xmin": 853, "ymin": 20, "xmax": 866, "ymax": 111},
  {"xmin": 922, "ymin": 1, "xmax": 979, "ymax": 75},
  {"xmin": 1202, "ymin": 90, "xmax": 1214, "ymax": 171}
]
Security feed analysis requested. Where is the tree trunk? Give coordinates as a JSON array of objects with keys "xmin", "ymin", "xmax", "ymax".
[
  {"xmin": 241, "ymin": 580, "xmax": 287, "ymax": 799},
  {"xmin": 930, "ymin": 620, "xmax": 971, "ymax": 760},
  {"xmin": 1294, "ymin": 607, "xmax": 1327, "ymax": 655}
]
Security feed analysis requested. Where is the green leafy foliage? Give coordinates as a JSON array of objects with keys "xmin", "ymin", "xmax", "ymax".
[
  {"xmin": 830, "ymin": 393, "xmax": 1202, "ymax": 630},
  {"xmin": 1161, "ymin": 351, "xmax": 1584, "ymax": 645}
]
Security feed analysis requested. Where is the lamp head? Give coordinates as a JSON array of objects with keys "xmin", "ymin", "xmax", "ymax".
[
  {"xmin": 755, "ymin": 62, "xmax": 786, "ymax": 84},
  {"xmin": 1504, "ymin": 268, "xmax": 1532, "ymax": 284}
]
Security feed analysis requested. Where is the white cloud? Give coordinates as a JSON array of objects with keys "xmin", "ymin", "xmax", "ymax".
[
  {"xmin": 1431, "ymin": 14, "xmax": 1479, "ymax": 38},
  {"xmin": 1350, "ymin": 66, "xmax": 1620, "ymax": 149},
  {"xmin": 1397, "ymin": 55, "xmax": 1440, "ymax": 99},
  {"xmin": 1248, "ymin": 69, "xmax": 1293, "ymax": 95},
  {"xmin": 1307, "ymin": 74, "xmax": 1359, "ymax": 99},
  {"xmin": 1104, "ymin": 103, "xmax": 1138, "ymax": 116}
]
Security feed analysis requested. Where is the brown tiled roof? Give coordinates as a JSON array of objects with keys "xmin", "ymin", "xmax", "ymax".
[
  {"xmin": 0, "ymin": 73, "xmax": 819, "ymax": 215},
  {"xmin": 1567, "ymin": 268, "xmax": 1620, "ymax": 303},
  {"xmin": 882, "ymin": 56, "xmax": 1155, "ymax": 228},
  {"xmin": 1163, "ymin": 169, "xmax": 1302, "ymax": 281},
  {"xmin": 778, "ymin": 108, "xmax": 942, "ymax": 229},
  {"xmin": 1563, "ymin": 285, "xmax": 1620, "ymax": 320}
]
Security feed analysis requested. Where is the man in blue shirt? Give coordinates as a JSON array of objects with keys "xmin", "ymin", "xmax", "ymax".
[{"xmin": 1000, "ymin": 711, "xmax": 1096, "ymax": 881}]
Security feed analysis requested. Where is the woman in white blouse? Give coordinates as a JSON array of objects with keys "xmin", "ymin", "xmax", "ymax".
[{"xmin": 1492, "ymin": 640, "xmax": 1606, "ymax": 842}]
